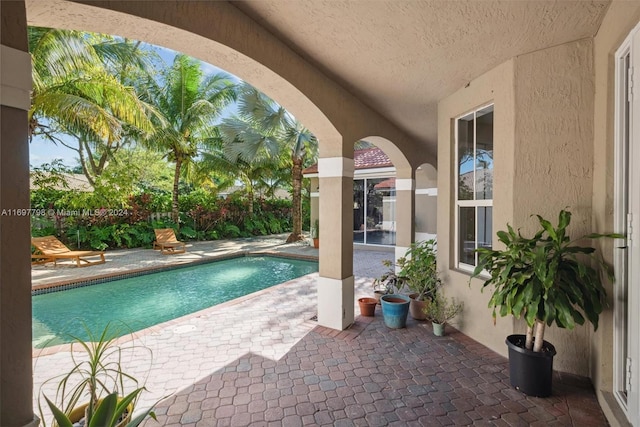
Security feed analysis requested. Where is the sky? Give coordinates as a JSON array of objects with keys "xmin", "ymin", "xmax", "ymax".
[{"xmin": 29, "ymin": 41, "xmax": 238, "ymax": 169}]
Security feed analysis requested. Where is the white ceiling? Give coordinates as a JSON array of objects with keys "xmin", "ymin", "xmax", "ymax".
[{"xmin": 233, "ymin": 1, "xmax": 610, "ymax": 150}]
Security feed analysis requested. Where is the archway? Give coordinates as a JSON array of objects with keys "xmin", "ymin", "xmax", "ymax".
[{"xmin": 2, "ymin": 2, "xmax": 432, "ymax": 424}]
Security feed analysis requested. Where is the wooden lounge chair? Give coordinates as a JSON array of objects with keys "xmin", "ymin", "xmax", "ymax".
[
  {"xmin": 153, "ymin": 228, "xmax": 186, "ymax": 255},
  {"xmin": 31, "ymin": 236, "xmax": 106, "ymax": 267}
]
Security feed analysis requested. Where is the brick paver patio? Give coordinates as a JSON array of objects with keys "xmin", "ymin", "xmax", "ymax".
[
  {"xmin": 145, "ymin": 310, "xmax": 607, "ymax": 427},
  {"xmin": 31, "ymin": 237, "xmax": 607, "ymax": 426}
]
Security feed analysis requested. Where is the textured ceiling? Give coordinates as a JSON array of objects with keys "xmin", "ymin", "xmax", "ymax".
[{"xmin": 233, "ymin": 0, "xmax": 610, "ymax": 148}]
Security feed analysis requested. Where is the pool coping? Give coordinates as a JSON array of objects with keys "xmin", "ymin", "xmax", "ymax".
[{"xmin": 32, "ymin": 250, "xmax": 319, "ymax": 357}]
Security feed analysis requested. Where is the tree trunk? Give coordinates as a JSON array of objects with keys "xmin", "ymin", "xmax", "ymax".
[
  {"xmin": 247, "ymin": 182, "xmax": 254, "ymax": 215},
  {"xmin": 286, "ymin": 156, "xmax": 304, "ymax": 243},
  {"xmin": 172, "ymin": 156, "xmax": 182, "ymax": 224},
  {"xmin": 525, "ymin": 324, "xmax": 534, "ymax": 351},
  {"xmin": 532, "ymin": 319, "xmax": 545, "ymax": 352}
]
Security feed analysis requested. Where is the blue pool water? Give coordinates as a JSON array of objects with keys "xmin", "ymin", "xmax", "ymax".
[{"xmin": 32, "ymin": 256, "xmax": 318, "ymax": 348}]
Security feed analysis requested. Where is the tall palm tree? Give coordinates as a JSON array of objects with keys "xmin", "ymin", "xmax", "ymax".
[
  {"xmin": 28, "ymin": 27, "xmax": 157, "ymax": 184},
  {"xmin": 140, "ymin": 54, "xmax": 237, "ymax": 222},
  {"xmin": 220, "ymin": 84, "xmax": 318, "ymax": 243}
]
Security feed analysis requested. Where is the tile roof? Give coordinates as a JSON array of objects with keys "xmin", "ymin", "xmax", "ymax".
[
  {"xmin": 373, "ymin": 177, "xmax": 396, "ymax": 189},
  {"xmin": 302, "ymin": 147, "xmax": 393, "ymax": 174}
]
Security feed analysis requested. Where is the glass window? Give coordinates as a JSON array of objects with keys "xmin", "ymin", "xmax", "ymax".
[
  {"xmin": 455, "ymin": 104, "xmax": 494, "ymax": 269},
  {"xmin": 353, "ymin": 178, "xmax": 396, "ymax": 246}
]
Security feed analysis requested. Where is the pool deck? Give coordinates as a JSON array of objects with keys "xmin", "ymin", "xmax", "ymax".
[{"xmin": 32, "ymin": 236, "xmax": 608, "ymax": 426}]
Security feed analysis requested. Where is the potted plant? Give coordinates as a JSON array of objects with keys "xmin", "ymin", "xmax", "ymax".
[
  {"xmin": 38, "ymin": 323, "xmax": 159, "ymax": 427},
  {"xmin": 358, "ymin": 297, "xmax": 378, "ymax": 316},
  {"xmin": 422, "ymin": 292, "xmax": 463, "ymax": 336},
  {"xmin": 400, "ymin": 239, "xmax": 442, "ymax": 320},
  {"xmin": 471, "ymin": 209, "xmax": 619, "ymax": 397},
  {"xmin": 311, "ymin": 218, "xmax": 319, "ymax": 248},
  {"xmin": 372, "ymin": 259, "xmax": 407, "ymax": 303},
  {"xmin": 380, "ymin": 293, "xmax": 412, "ymax": 329},
  {"xmin": 373, "ymin": 239, "xmax": 441, "ymax": 317}
]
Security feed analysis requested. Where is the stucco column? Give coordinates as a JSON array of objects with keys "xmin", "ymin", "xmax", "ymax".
[
  {"xmin": 1, "ymin": 2, "xmax": 38, "ymax": 426},
  {"xmin": 309, "ymin": 176, "xmax": 319, "ymax": 244},
  {"xmin": 394, "ymin": 177, "xmax": 415, "ymax": 262},
  {"xmin": 317, "ymin": 157, "xmax": 354, "ymax": 330}
]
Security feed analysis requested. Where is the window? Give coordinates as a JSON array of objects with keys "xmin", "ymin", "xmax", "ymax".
[
  {"xmin": 455, "ymin": 104, "xmax": 494, "ymax": 270},
  {"xmin": 353, "ymin": 177, "xmax": 396, "ymax": 246}
]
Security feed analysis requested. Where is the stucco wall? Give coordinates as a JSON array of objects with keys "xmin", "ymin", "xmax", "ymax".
[
  {"xmin": 591, "ymin": 2, "xmax": 640, "ymax": 424},
  {"xmin": 511, "ymin": 39, "xmax": 596, "ymax": 376},
  {"xmin": 439, "ymin": 39, "xmax": 599, "ymax": 376},
  {"xmin": 437, "ymin": 60, "xmax": 515, "ymax": 357},
  {"xmin": 415, "ymin": 164, "xmax": 437, "ymax": 238}
]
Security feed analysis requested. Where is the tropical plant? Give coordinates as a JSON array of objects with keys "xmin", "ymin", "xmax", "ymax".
[
  {"xmin": 422, "ymin": 293, "xmax": 463, "ymax": 325},
  {"xmin": 374, "ymin": 239, "xmax": 441, "ymax": 300},
  {"xmin": 472, "ymin": 209, "xmax": 620, "ymax": 352},
  {"xmin": 28, "ymin": 27, "xmax": 158, "ymax": 185},
  {"xmin": 373, "ymin": 259, "xmax": 407, "ymax": 296},
  {"xmin": 38, "ymin": 323, "xmax": 157, "ymax": 427},
  {"xmin": 400, "ymin": 239, "xmax": 441, "ymax": 301},
  {"xmin": 220, "ymin": 84, "xmax": 318, "ymax": 243},
  {"xmin": 311, "ymin": 218, "xmax": 319, "ymax": 239},
  {"xmin": 140, "ymin": 54, "xmax": 237, "ymax": 222}
]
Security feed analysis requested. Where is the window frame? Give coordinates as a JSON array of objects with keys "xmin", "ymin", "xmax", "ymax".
[{"xmin": 454, "ymin": 103, "xmax": 494, "ymax": 273}]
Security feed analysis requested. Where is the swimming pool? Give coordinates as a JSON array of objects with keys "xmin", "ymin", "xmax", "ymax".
[{"xmin": 32, "ymin": 255, "xmax": 318, "ymax": 348}]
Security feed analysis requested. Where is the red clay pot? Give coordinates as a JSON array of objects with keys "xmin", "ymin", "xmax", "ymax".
[{"xmin": 358, "ymin": 297, "xmax": 377, "ymax": 316}]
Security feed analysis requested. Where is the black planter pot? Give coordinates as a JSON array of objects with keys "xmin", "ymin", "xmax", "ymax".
[{"xmin": 505, "ymin": 334, "xmax": 557, "ymax": 397}]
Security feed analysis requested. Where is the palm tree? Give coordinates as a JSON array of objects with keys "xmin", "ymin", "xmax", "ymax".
[
  {"xmin": 220, "ymin": 84, "xmax": 318, "ymax": 243},
  {"xmin": 200, "ymin": 142, "xmax": 284, "ymax": 212},
  {"xmin": 28, "ymin": 27, "xmax": 157, "ymax": 185},
  {"xmin": 140, "ymin": 54, "xmax": 237, "ymax": 222}
]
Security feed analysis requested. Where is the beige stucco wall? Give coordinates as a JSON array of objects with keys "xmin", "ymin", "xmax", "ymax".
[
  {"xmin": 512, "ymin": 39, "xmax": 596, "ymax": 376},
  {"xmin": 591, "ymin": 2, "xmax": 640, "ymax": 424},
  {"xmin": 437, "ymin": 60, "xmax": 516, "ymax": 357},
  {"xmin": 415, "ymin": 163, "xmax": 437, "ymax": 238},
  {"xmin": 439, "ymin": 38, "xmax": 599, "ymax": 376}
]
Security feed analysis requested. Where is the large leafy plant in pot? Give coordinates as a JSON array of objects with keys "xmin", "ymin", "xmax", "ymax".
[{"xmin": 471, "ymin": 210, "xmax": 619, "ymax": 397}]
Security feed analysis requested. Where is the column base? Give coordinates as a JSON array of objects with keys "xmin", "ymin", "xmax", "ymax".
[
  {"xmin": 395, "ymin": 245, "xmax": 409, "ymax": 261},
  {"xmin": 317, "ymin": 276, "xmax": 354, "ymax": 330}
]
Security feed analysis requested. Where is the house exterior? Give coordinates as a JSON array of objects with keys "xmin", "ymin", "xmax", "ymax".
[
  {"xmin": 2, "ymin": 1, "xmax": 640, "ymax": 426},
  {"xmin": 304, "ymin": 146, "xmax": 437, "ymax": 249}
]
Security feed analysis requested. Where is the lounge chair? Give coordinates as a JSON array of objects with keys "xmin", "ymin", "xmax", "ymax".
[
  {"xmin": 31, "ymin": 236, "xmax": 106, "ymax": 267},
  {"xmin": 153, "ymin": 228, "xmax": 186, "ymax": 255}
]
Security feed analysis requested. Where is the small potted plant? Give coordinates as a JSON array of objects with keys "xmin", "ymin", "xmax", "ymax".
[
  {"xmin": 471, "ymin": 209, "xmax": 620, "ymax": 397},
  {"xmin": 422, "ymin": 293, "xmax": 463, "ymax": 336},
  {"xmin": 38, "ymin": 323, "xmax": 159, "ymax": 427},
  {"xmin": 311, "ymin": 218, "xmax": 319, "ymax": 248}
]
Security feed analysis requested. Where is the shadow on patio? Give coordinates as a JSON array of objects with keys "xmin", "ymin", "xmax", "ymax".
[{"xmin": 144, "ymin": 309, "xmax": 607, "ymax": 427}]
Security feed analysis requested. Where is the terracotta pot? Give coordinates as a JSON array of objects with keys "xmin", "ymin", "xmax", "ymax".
[
  {"xmin": 358, "ymin": 297, "xmax": 377, "ymax": 316},
  {"xmin": 373, "ymin": 290, "xmax": 386, "ymax": 305},
  {"xmin": 313, "ymin": 238, "xmax": 319, "ymax": 249},
  {"xmin": 408, "ymin": 293, "xmax": 428, "ymax": 320}
]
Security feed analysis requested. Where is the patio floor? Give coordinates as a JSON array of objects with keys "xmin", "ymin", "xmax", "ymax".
[{"xmin": 31, "ymin": 236, "xmax": 608, "ymax": 426}]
